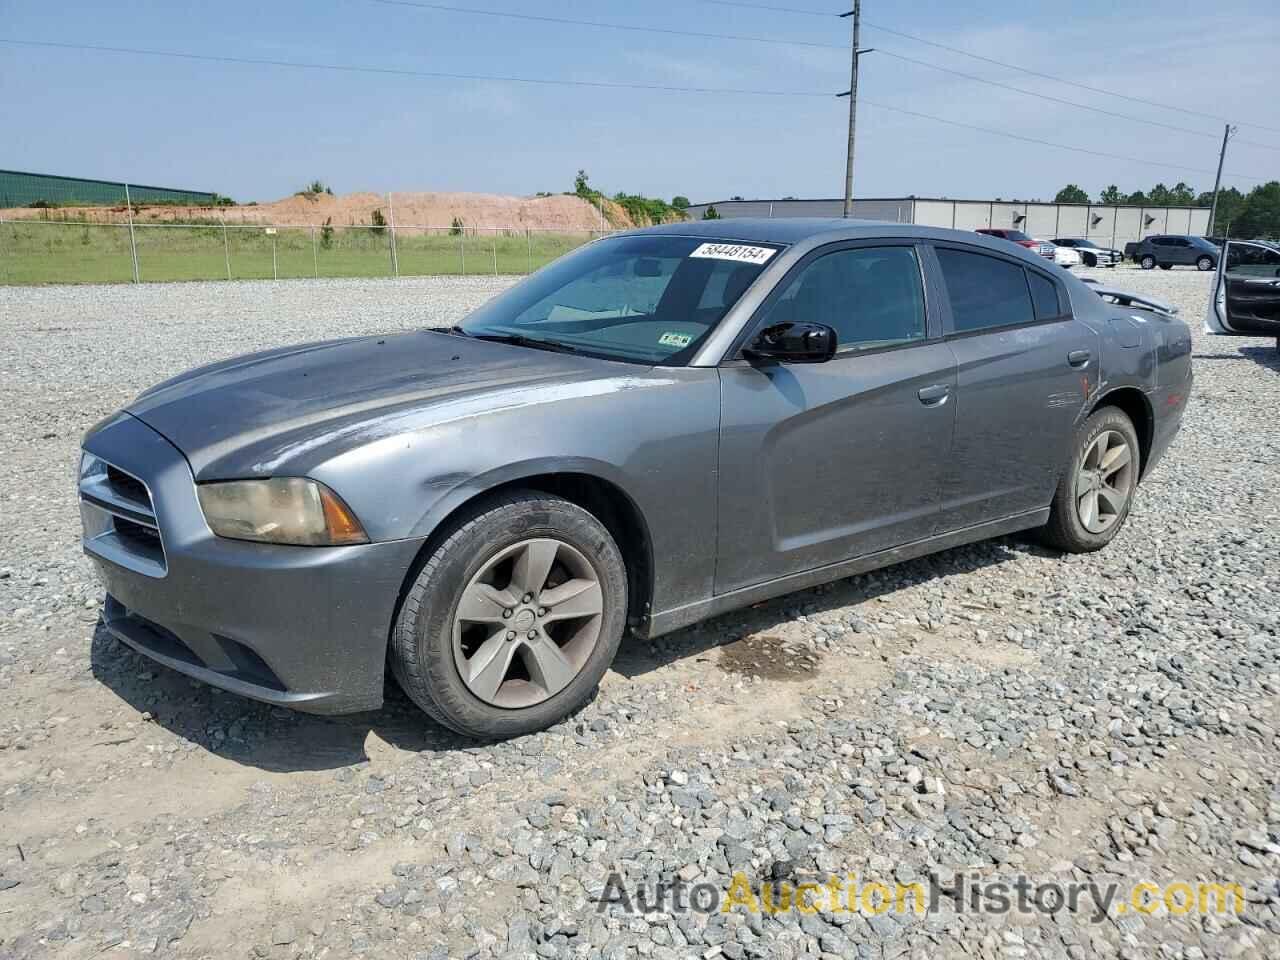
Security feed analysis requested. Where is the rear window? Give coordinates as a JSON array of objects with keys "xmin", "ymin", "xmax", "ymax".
[{"xmin": 937, "ymin": 248, "xmax": 1036, "ymax": 333}]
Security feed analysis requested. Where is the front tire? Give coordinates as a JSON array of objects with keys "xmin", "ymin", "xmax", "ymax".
[
  {"xmin": 390, "ymin": 491, "xmax": 627, "ymax": 739},
  {"xmin": 1140, "ymin": 255, "xmax": 1156, "ymax": 270},
  {"xmin": 1041, "ymin": 407, "xmax": 1140, "ymax": 553},
  {"xmin": 1159, "ymin": 263, "xmax": 1173, "ymax": 270},
  {"xmin": 1083, "ymin": 253, "xmax": 1097, "ymax": 267},
  {"xmin": 1196, "ymin": 255, "xmax": 1214, "ymax": 271}
]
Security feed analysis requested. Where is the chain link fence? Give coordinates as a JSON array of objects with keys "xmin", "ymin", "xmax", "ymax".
[{"xmin": 0, "ymin": 219, "xmax": 614, "ymax": 285}]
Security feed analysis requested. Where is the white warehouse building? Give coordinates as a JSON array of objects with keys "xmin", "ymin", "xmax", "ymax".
[{"xmin": 683, "ymin": 197, "xmax": 1211, "ymax": 249}]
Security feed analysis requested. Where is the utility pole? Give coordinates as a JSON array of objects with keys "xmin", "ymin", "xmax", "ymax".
[
  {"xmin": 1207, "ymin": 123, "xmax": 1236, "ymax": 237},
  {"xmin": 838, "ymin": 2, "xmax": 873, "ymax": 218}
]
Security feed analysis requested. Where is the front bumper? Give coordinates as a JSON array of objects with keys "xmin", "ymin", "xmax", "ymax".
[{"xmin": 82, "ymin": 413, "xmax": 424, "ymax": 715}]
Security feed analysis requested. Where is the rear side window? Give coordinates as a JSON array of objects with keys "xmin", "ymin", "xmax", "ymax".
[
  {"xmin": 1027, "ymin": 271, "xmax": 1064, "ymax": 319},
  {"xmin": 936, "ymin": 248, "xmax": 1035, "ymax": 333}
]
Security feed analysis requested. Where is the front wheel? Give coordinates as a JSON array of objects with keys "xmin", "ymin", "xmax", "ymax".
[
  {"xmin": 1196, "ymin": 255, "xmax": 1214, "ymax": 271},
  {"xmin": 1083, "ymin": 253, "xmax": 1097, "ymax": 268},
  {"xmin": 1140, "ymin": 255, "xmax": 1156, "ymax": 270},
  {"xmin": 1159, "ymin": 264, "xmax": 1173, "ymax": 270},
  {"xmin": 1041, "ymin": 407, "xmax": 1140, "ymax": 553},
  {"xmin": 390, "ymin": 491, "xmax": 627, "ymax": 739}
]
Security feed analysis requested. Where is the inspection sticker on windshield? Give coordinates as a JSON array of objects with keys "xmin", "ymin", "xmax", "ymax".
[
  {"xmin": 688, "ymin": 242, "xmax": 776, "ymax": 265},
  {"xmin": 658, "ymin": 332, "xmax": 693, "ymax": 348}
]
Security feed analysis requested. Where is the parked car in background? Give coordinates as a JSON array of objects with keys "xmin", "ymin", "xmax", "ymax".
[
  {"xmin": 1129, "ymin": 235, "xmax": 1219, "ymax": 271},
  {"xmin": 1205, "ymin": 239, "xmax": 1280, "ymax": 353},
  {"xmin": 976, "ymin": 228, "xmax": 1055, "ymax": 261},
  {"xmin": 80, "ymin": 219, "xmax": 1191, "ymax": 739},
  {"xmin": 1052, "ymin": 238, "xmax": 1122, "ymax": 268},
  {"xmin": 1044, "ymin": 241, "xmax": 1081, "ymax": 269}
]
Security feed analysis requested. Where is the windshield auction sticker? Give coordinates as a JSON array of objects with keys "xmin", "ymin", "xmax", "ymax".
[{"xmin": 689, "ymin": 242, "xmax": 777, "ymax": 265}]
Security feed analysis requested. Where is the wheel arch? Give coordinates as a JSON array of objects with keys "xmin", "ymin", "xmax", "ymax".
[
  {"xmin": 1088, "ymin": 387, "xmax": 1154, "ymax": 480},
  {"xmin": 392, "ymin": 463, "xmax": 656, "ymax": 643}
]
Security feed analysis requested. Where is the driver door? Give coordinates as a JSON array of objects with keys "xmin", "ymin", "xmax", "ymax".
[
  {"xmin": 715, "ymin": 241, "xmax": 956, "ymax": 593},
  {"xmin": 1211, "ymin": 241, "xmax": 1280, "ymax": 338}
]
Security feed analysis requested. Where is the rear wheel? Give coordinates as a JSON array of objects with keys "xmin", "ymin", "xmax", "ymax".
[
  {"xmin": 1041, "ymin": 407, "xmax": 1140, "ymax": 553},
  {"xmin": 1159, "ymin": 263, "xmax": 1173, "ymax": 270},
  {"xmin": 1196, "ymin": 255, "xmax": 1214, "ymax": 271},
  {"xmin": 1083, "ymin": 253, "xmax": 1097, "ymax": 267},
  {"xmin": 390, "ymin": 491, "xmax": 627, "ymax": 739},
  {"xmin": 1140, "ymin": 255, "xmax": 1156, "ymax": 270}
]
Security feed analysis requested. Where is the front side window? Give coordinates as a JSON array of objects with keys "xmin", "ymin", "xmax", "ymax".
[
  {"xmin": 936, "ymin": 247, "xmax": 1035, "ymax": 333},
  {"xmin": 460, "ymin": 235, "xmax": 780, "ymax": 364},
  {"xmin": 753, "ymin": 246, "xmax": 926, "ymax": 353}
]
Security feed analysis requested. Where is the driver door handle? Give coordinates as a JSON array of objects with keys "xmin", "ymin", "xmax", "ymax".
[
  {"xmin": 1068, "ymin": 349, "xmax": 1092, "ymax": 367},
  {"xmin": 917, "ymin": 383, "xmax": 951, "ymax": 405}
]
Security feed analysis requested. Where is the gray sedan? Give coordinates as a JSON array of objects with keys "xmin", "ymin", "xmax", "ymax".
[{"xmin": 80, "ymin": 219, "xmax": 1192, "ymax": 738}]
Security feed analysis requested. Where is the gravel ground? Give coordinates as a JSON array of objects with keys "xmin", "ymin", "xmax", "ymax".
[{"xmin": 0, "ymin": 269, "xmax": 1277, "ymax": 960}]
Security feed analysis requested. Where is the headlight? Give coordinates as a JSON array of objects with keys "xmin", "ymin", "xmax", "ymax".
[{"xmin": 197, "ymin": 478, "xmax": 369, "ymax": 546}]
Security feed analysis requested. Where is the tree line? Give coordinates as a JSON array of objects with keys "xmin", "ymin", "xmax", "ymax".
[{"xmin": 1053, "ymin": 181, "xmax": 1280, "ymax": 238}]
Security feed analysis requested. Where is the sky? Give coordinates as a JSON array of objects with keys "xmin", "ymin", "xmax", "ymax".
[{"xmin": 2, "ymin": 0, "xmax": 1278, "ymax": 205}]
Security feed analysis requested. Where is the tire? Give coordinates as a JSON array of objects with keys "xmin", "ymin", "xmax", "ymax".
[
  {"xmin": 1040, "ymin": 407, "xmax": 1141, "ymax": 553},
  {"xmin": 1083, "ymin": 253, "xmax": 1097, "ymax": 268},
  {"xmin": 1196, "ymin": 255, "xmax": 1214, "ymax": 271},
  {"xmin": 1140, "ymin": 255, "xmax": 1156, "ymax": 270},
  {"xmin": 1159, "ymin": 264, "xmax": 1173, "ymax": 270},
  {"xmin": 390, "ymin": 490, "xmax": 627, "ymax": 739}
]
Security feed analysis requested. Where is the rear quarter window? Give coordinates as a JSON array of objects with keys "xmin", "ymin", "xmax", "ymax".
[{"xmin": 1027, "ymin": 271, "xmax": 1064, "ymax": 320}]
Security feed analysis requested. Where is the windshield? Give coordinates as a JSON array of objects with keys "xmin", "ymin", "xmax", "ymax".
[
  {"xmin": 1072, "ymin": 239, "xmax": 1098, "ymax": 248},
  {"xmin": 459, "ymin": 235, "xmax": 781, "ymax": 364}
]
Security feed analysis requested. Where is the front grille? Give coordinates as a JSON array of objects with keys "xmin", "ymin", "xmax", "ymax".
[{"xmin": 80, "ymin": 453, "xmax": 166, "ymax": 576}]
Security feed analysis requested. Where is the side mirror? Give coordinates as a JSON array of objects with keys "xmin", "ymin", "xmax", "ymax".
[{"xmin": 744, "ymin": 322, "xmax": 838, "ymax": 363}]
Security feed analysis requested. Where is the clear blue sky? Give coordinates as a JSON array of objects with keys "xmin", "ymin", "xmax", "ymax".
[{"xmin": 2, "ymin": 0, "xmax": 1277, "ymax": 204}]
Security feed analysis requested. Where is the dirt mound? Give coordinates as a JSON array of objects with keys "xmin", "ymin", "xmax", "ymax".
[{"xmin": 0, "ymin": 191, "xmax": 644, "ymax": 232}]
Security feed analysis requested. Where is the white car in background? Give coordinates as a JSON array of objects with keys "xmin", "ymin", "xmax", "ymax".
[{"xmin": 1036, "ymin": 240, "xmax": 1081, "ymax": 269}]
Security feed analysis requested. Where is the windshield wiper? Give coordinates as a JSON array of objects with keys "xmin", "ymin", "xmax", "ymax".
[
  {"xmin": 470, "ymin": 332, "xmax": 582, "ymax": 355},
  {"xmin": 429, "ymin": 324, "xmax": 471, "ymax": 337}
]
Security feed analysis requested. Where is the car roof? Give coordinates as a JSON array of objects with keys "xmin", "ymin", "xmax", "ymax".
[{"xmin": 618, "ymin": 217, "xmax": 1023, "ymax": 249}]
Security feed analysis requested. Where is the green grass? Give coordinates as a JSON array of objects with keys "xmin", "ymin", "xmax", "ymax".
[{"xmin": 0, "ymin": 222, "xmax": 599, "ymax": 285}]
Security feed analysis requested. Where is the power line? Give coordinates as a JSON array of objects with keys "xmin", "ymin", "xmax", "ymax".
[
  {"xmin": 375, "ymin": 0, "xmax": 1280, "ymax": 148},
  {"xmin": 2, "ymin": 37, "xmax": 1269, "ymax": 184},
  {"xmin": 859, "ymin": 19, "xmax": 1280, "ymax": 137},
  {"xmin": 694, "ymin": 0, "xmax": 838, "ymax": 15},
  {"xmin": 370, "ymin": 0, "xmax": 845, "ymax": 50},
  {"xmin": 875, "ymin": 49, "xmax": 1280, "ymax": 150},
  {"xmin": 860, "ymin": 98, "xmax": 1267, "ymax": 182},
  {"xmin": 0, "ymin": 38, "xmax": 830, "ymax": 97},
  {"xmin": 691, "ymin": 0, "xmax": 1280, "ymax": 140}
]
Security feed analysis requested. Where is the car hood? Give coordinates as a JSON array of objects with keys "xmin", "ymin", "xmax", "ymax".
[{"xmin": 126, "ymin": 331, "xmax": 622, "ymax": 479}]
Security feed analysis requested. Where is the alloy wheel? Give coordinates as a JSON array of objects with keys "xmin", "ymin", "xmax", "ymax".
[
  {"xmin": 1075, "ymin": 430, "xmax": 1135, "ymax": 534},
  {"xmin": 452, "ymin": 538, "xmax": 603, "ymax": 708}
]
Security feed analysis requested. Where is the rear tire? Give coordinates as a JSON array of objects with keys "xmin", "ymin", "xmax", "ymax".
[
  {"xmin": 1159, "ymin": 264, "xmax": 1172, "ymax": 270},
  {"xmin": 390, "ymin": 491, "xmax": 627, "ymax": 739},
  {"xmin": 1083, "ymin": 253, "xmax": 1097, "ymax": 267},
  {"xmin": 1041, "ymin": 407, "xmax": 1140, "ymax": 554},
  {"xmin": 1196, "ymin": 255, "xmax": 1214, "ymax": 271},
  {"xmin": 1140, "ymin": 255, "xmax": 1156, "ymax": 270}
]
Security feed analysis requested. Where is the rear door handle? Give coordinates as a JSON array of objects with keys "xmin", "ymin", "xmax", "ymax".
[
  {"xmin": 1068, "ymin": 350, "xmax": 1092, "ymax": 367},
  {"xmin": 917, "ymin": 383, "xmax": 951, "ymax": 405}
]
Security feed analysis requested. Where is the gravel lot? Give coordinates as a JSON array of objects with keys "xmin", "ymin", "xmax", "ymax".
[{"xmin": 1, "ymin": 269, "xmax": 1277, "ymax": 960}]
